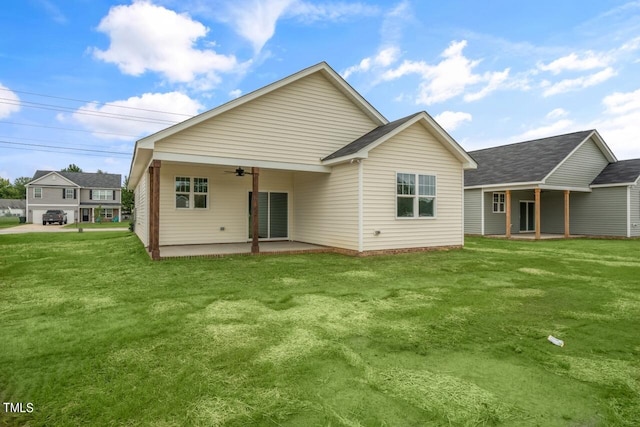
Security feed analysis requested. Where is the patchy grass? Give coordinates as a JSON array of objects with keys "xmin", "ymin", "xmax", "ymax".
[
  {"xmin": 0, "ymin": 234, "xmax": 639, "ymax": 426},
  {"xmin": 0, "ymin": 216, "xmax": 20, "ymax": 229}
]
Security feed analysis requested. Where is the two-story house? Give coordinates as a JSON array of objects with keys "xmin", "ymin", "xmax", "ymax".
[{"xmin": 26, "ymin": 170, "xmax": 122, "ymax": 224}]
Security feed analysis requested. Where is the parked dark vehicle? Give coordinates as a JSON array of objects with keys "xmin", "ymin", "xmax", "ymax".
[{"xmin": 42, "ymin": 210, "xmax": 67, "ymax": 225}]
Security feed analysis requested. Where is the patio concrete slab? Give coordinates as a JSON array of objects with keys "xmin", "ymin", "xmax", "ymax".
[
  {"xmin": 159, "ymin": 241, "xmax": 330, "ymax": 258},
  {"xmin": 486, "ymin": 233, "xmax": 583, "ymax": 240}
]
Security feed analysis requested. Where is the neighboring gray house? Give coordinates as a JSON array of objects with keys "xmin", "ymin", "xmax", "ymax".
[
  {"xmin": 464, "ymin": 130, "xmax": 640, "ymax": 238},
  {"xmin": 0, "ymin": 199, "xmax": 25, "ymax": 217},
  {"xmin": 26, "ymin": 171, "xmax": 122, "ymax": 224}
]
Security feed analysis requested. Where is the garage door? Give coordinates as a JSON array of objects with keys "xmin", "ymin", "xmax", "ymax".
[
  {"xmin": 32, "ymin": 209, "xmax": 75, "ymax": 224},
  {"xmin": 32, "ymin": 209, "xmax": 46, "ymax": 224}
]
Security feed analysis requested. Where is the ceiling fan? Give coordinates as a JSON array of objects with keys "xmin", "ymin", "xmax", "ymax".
[{"xmin": 224, "ymin": 167, "xmax": 253, "ymax": 177}]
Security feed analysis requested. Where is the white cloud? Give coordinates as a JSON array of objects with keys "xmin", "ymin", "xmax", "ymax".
[
  {"xmin": 542, "ymin": 67, "xmax": 617, "ymax": 97},
  {"xmin": 434, "ymin": 111, "xmax": 472, "ymax": 131},
  {"xmin": 602, "ymin": 88, "xmax": 640, "ymax": 114},
  {"xmin": 464, "ymin": 68, "xmax": 510, "ymax": 102},
  {"xmin": 0, "ymin": 83, "xmax": 20, "ymax": 118},
  {"xmin": 342, "ymin": 46, "xmax": 400, "ymax": 79},
  {"xmin": 288, "ymin": 1, "xmax": 379, "ymax": 23},
  {"xmin": 512, "ymin": 119, "xmax": 577, "ymax": 141},
  {"xmin": 59, "ymin": 91, "xmax": 203, "ymax": 140},
  {"xmin": 228, "ymin": 89, "xmax": 243, "ymax": 98},
  {"xmin": 92, "ymin": 1, "xmax": 239, "ymax": 85},
  {"xmin": 593, "ymin": 87, "xmax": 640, "ymax": 159},
  {"xmin": 381, "ymin": 40, "xmax": 509, "ymax": 105},
  {"xmin": 537, "ymin": 51, "xmax": 610, "ymax": 74},
  {"xmin": 219, "ymin": 0, "xmax": 379, "ymax": 52},
  {"xmin": 546, "ymin": 108, "xmax": 569, "ymax": 119}
]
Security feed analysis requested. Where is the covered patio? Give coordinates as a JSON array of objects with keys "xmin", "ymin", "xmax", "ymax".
[{"xmin": 158, "ymin": 241, "xmax": 330, "ymax": 259}]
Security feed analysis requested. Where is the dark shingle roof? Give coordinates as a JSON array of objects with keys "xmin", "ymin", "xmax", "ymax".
[
  {"xmin": 0, "ymin": 199, "xmax": 25, "ymax": 209},
  {"xmin": 464, "ymin": 130, "xmax": 594, "ymax": 187},
  {"xmin": 323, "ymin": 113, "xmax": 421, "ymax": 161},
  {"xmin": 591, "ymin": 158, "xmax": 640, "ymax": 185},
  {"xmin": 31, "ymin": 170, "xmax": 121, "ymax": 188}
]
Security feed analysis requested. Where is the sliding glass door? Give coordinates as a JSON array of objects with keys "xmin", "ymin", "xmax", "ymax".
[{"xmin": 248, "ymin": 192, "xmax": 288, "ymax": 239}]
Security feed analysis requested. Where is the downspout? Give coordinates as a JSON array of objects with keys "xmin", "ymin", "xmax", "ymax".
[
  {"xmin": 480, "ymin": 189, "xmax": 485, "ymax": 236},
  {"xmin": 461, "ymin": 169, "xmax": 464, "ymax": 244},
  {"xmin": 627, "ymin": 185, "xmax": 631, "ymax": 238},
  {"xmin": 357, "ymin": 159, "xmax": 364, "ymax": 253}
]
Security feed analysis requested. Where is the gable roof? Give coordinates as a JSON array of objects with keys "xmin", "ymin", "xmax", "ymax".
[
  {"xmin": 136, "ymin": 62, "xmax": 386, "ymax": 151},
  {"xmin": 128, "ymin": 62, "xmax": 388, "ymax": 188},
  {"xmin": 322, "ymin": 111, "xmax": 477, "ymax": 169},
  {"xmin": 465, "ymin": 130, "xmax": 600, "ymax": 187},
  {"xmin": 591, "ymin": 158, "xmax": 640, "ymax": 186},
  {"xmin": 323, "ymin": 113, "xmax": 421, "ymax": 161},
  {"xmin": 30, "ymin": 170, "xmax": 121, "ymax": 188}
]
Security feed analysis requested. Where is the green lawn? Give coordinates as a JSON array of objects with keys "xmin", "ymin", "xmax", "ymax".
[
  {"xmin": 0, "ymin": 234, "xmax": 639, "ymax": 426},
  {"xmin": 0, "ymin": 216, "xmax": 20, "ymax": 229}
]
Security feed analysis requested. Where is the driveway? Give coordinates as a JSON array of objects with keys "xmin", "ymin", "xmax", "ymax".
[{"xmin": 0, "ymin": 224, "xmax": 128, "ymax": 235}]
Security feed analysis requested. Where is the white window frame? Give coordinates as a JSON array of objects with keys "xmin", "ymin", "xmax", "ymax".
[
  {"xmin": 92, "ymin": 189, "xmax": 112, "ymax": 201},
  {"xmin": 34, "ymin": 187, "xmax": 42, "ymax": 198},
  {"xmin": 396, "ymin": 172, "xmax": 437, "ymax": 219},
  {"xmin": 65, "ymin": 188, "xmax": 75, "ymax": 199},
  {"xmin": 493, "ymin": 192, "xmax": 506, "ymax": 213},
  {"xmin": 98, "ymin": 208, "xmax": 114, "ymax": 219},
  {"xmin": 193, "ymin": 177, "xmax": 208, "ymax": 209},
  {"xmin": 175, "ymin": 176, "xmax": 208, "ymax": 210}
]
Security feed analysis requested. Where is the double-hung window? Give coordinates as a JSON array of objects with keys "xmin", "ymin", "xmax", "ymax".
[
  {"xmin": 34, "ymin": 188, "xmax": 42, "ymax": 198},
  {"xmin": 175, "ymin": 177, "xmax": 190, "ymax": 208},
  {"xmin": 175, "ymin": 177, "xmax": 208, "ymax": 209},
  {"xmin": 92, "ymin": 190, "xmax": 112, "ymax": 201},
  {"xmin": 493, "ymin": 192, "xmax": 505, "ymax": 213},
  {"xmin": 396, "ymin": 172, "xmax": 436, "ymax": 218}
]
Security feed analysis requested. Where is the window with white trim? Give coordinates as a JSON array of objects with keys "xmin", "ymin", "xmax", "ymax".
[
  {"xmin": 493, "ymin": 192, "xmax": 505, "ymax": 213},
  {"xmin": 34, "ymin": 187, "xmax": 42, "ymax": 198},
  {"xmin": 396, "ymin": 173, "xmax": 436, "ymax": 218},
  {"xmin": 175, "ymin": 177, "xmax": 208, "ymax": 209},
  {"xmin": 65, "ymin": 188, "xmax": 75, "ymax": 199},
  {"xmin": 175, "ymin": 177, "xmax": 190, "ymax": 208},
  {"xmin": 97, "ymin": 208, "xmax": 114, "ymax": 219},
  {"xmin": 92, "ymin": 189, "xmax": 112, "ymax": 201},
  {"xmin": 193, "ymin": 178, "xmax": 208, "ymax": 208}
]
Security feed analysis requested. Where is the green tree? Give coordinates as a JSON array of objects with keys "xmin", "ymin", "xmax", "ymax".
[
  {"xmin": 61, "ymin": 164, "xmax": 83, "ymax": 172},
  {"xmin": 122, "ymin": 176, "xmax": 134, "ymax": 214},
  {"xmin": 12, "ymin": 177, "xmax": 31, "ymax": 199},
  {"xmin": 0, "ymin": 177, "xmax": 13, "ymax": 199}
]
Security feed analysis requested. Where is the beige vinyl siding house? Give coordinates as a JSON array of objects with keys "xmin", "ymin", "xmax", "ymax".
[
  {"xmin": 362, "ymin": 122, "xmax": 465, "ymax": 250},
  {"xmin": 129, "ymin": 62, "xmax": 476, "ymax": 259}
]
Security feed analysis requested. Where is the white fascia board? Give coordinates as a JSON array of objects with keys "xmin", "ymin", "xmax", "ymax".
[
  {"xmin": 28, "ymin": 171, "xmax": 79, "ymax": 187},
  {"xmin": 541, "ymin": 130, "xmax": 617, "ymax": 184},
  {"xmin": 322, "ymin": 112, "xmax": 477, "ymax": 169},
  {"xmin": 539, "ymin": 184, "xmax": 592, "ymax": 192},
  {"xmin": 322, "ymin": 153, "xmax": 368, "ymax": 166},
  {"xmin": 417, "ymin": 112, "xmax": 477, "ymax": 170},
  {"xmin": 465, "ymin": 181, "xmax": 542, "ymax": 192},
  {"xmin": 590, "ymin": 130, "xmax": 617, "ymax": 163},
  {"xmin": 153, "ymin": 152, "xmax": 332, "ymax": 173},
  {"xmin": 590, "ymin": 182, "xmax": 636, "ymax": 188},
  {"xmin": 128, "ymin": 148, "xmax": 153, "ymax": 190}
]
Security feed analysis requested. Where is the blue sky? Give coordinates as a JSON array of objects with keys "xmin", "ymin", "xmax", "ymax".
[{"xmin": 1, "ymin": 0, "xmax": 640, "ymax": 182}]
